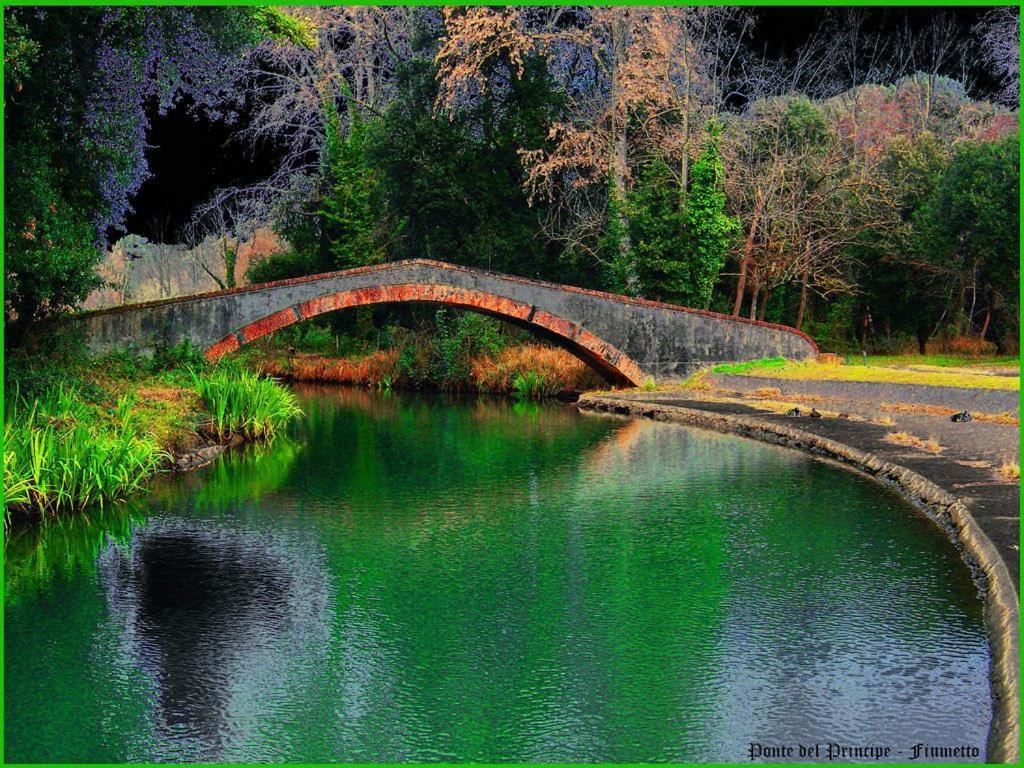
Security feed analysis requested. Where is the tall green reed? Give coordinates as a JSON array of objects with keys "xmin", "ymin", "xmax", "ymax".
[
  {"xmin": 191, "ymin": 368, "xmax": 301, "ymax": 440},
  {"xmin": 4, "ymin": 385, "xmax": 166, "ymax": 525}
]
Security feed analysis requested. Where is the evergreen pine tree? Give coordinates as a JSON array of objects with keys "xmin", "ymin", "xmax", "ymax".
[{"xmin": 680, "ymin": 125, "xmax": 738, "ymax": 308}]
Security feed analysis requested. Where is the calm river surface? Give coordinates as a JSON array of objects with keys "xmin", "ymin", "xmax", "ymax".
[{"xmin": 5, "ymin": 385, "xmax": 991, "ymax": 762}]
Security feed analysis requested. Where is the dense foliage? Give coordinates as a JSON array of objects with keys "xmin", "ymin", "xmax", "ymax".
[
  {"xmin": 3, "ymin": 7, "xmax": 303, "ymax": 331},
  {"xmin": 3, "ymin": 337, "xmax": 301, "ymax": 524}
]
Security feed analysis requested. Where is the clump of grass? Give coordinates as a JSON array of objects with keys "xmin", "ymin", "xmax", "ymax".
[
  {"xmin": 511, "ymin": 371, "xmax": 550, "ymax": 400},
  {"xmin": 681, "ymin": 370, "xmax": 712, "ymax": 391},
  {"xmin": 192, "ymin": 368, "xmax": 302, "ymax": 440},
  {"xmin": 999, "ymin": 461, "xmax": 1020, "ymax": 482},
  {"xmin": 3, "ymin": 386, "xmax": 166, "ymax": 524},
  {"xmin": 879, "ymin": 402, "xmax": 1020, "ymax": 427},
  {"xmin": 885, "ymin": 431, "xmax": 944, "ymax": 453}
]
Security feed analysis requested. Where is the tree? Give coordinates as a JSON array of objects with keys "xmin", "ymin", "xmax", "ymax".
[
  {"xmin": 370, "ymin": 27, "xmax": 560, "ymax": 279},
  {"xmin": 436, "ymin": 6, "xmax": 752, "ymax": 291},
  {"xmin": 255, "ymin": 97, "xmax": 395, "ymax": 283},
  {"xmin": 975, "ymin": 7, "xmax": 1020, "ymax": 108},
  {"xmin": 679, "ymin": 127, "xmax": 738, "ymax": 308},
  {"xmin": 318, "ymin": 100, "xmax": 390, "ymax": 270},
  {"xmin": 626, "ymin": 128, "xmax": 737, "ymax": 308},
  {"xmin": 199, "ymin": 6, "xmax": 416, "ymax": 230},
  {"xmin": 3, "ymin": 7, "xmax": 291, "ymax": 333},
  {"xmin": 915, "ymin": 137, "xmax": 1019, "ymax": 348}
]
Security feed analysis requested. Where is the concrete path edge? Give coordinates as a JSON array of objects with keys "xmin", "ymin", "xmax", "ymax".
[{"xmin": 577, "ymin": 392, "xmax": 1020, "ymax": 764}]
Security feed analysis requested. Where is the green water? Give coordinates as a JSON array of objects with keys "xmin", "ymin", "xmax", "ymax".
[{"xmin": 5, "ymin": 385, "xmax": 991, "ymax": 762}]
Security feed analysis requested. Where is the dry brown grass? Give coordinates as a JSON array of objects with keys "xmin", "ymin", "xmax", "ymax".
[
  {"xmin": 999, "ymin": 461, "xmax": 1020, "ymax": 482},
  {"xmin": 256, "ymin": 344, "xmax": 602, "ymax": 396},
  {"xmin": 748, "ymin": 389, "xmax": 824, "ymax": 403},
  {"xmin": 472, "ymin": 344, "xmax": 603, "ymax": 394},
  {"xmin": 690, "ymin": 393, "xmax": 858, "ymax": 421},
  {"xmin": 258, "ymin": 349, "xmax": 400, "ymax": 386},
  {"xmin": 972, "ymin": 412, "xmax": 1019, "ymax": 426},
  {"xmin": 885, "ymin": 431, "xmax": 944, "ymax": 453},
  {"xmin": 933, "ymin": 335, "xmax": 998, "ymax": 356}
]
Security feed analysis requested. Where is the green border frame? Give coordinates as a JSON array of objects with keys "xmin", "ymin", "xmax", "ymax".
[{"xmin": 0, "ymin": 1, "xmax": 1018, "ymax": 766}]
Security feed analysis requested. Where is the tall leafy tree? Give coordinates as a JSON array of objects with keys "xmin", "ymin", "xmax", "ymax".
[
  {"xmin": 369, "ymin": 36, "xmax": 561, "ymax": 280},
  {"xmin": 915, "ymin": 136, "xmax": 1019, "ymax": 347},
  {"xmin": 679, "ymin": 127, "xmax": 738, "ymax": 308},
  {"xmin": 319, "ymin": 100, "xmax": 391, "ymax": 271},
  {"xmin": 626, "ymin": 128, "xmax": 736, "ymax": 307}
]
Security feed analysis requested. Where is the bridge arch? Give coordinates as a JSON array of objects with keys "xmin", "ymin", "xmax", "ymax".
[{"xmin": 204, "ymin": 282, "xmax": 648, "ymax": 387}]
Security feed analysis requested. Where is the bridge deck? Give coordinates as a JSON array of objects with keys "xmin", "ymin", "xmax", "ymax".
[{"xmin": 70, "ymin": 259, "xmax": 818, "ymax": 384}]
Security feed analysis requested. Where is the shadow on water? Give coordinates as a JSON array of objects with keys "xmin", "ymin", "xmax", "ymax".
[{"xmin": 96, "ymin": 519, "xmax": 333, "ymax": 760}]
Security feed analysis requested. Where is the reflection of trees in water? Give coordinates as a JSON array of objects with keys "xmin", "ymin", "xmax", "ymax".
[
  {"xmin": 151, "ymin": 436, "xmax": 301, "ymax": 511},
  {"xmin": 4, "ymin": 502, "xmax": 146, "ymax": 606},
  {"xmin": 97, "ymin": 519, "xmax": 334, "ymax": 761},
  {"xmin": 4, "ymin": 388, "xmax": 994, "ymax": 761},
  {"xmin": 287, "ymin": 384, "xmax": 619, "ymax": 526}
]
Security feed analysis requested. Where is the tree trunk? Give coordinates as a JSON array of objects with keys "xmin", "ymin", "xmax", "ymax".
[
  {"xmin": 967, "ymin": 258, "xmax": 979, "ymax": 334},
  {"xmin": 955, "ymin": 284, "xmax": 967, "ymax": 335},
  {"xmin": 748, "ymin": 286, "xmax": 759, "ymax": 321},
  {"xmin": 796, "ymin": 261, "xmax": 810, "ymax": 330},
  {"xmin": 678, "ymin": 12, "xmax": 690, "ymax": 220},
  {"xmin": 613, "ymin": 127, "xmax": 636, "ymax": 293},
  {"xmin": 732, "ymin": 194, "xmax": 763, "ymax": 316},
  {"xmin": 758, "ymin": 288, "xmax": 770, "ymax": 321},
  {"xmin": 608, "ymin": 26, "xmax": 635, "ymax": 293},
  {"xmin": 223, "ymin": 236, "xmax": 237, "ymax": 290},
  {"xmin": 732, "ymin": 259, "xmax": 748, "ymax": 317},
  {"xmin": 980, "ymin": 307, "xmax": 992, "ymax": 340}
]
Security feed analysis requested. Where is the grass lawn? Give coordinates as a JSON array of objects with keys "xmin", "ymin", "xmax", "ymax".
[
  {"xmin": 852, "ymin": 354, "xmax": 1019, "ymax": 370},
  {"xmin": 711, "ymin": 356, "xmax": 1020, "ymax": 391}
]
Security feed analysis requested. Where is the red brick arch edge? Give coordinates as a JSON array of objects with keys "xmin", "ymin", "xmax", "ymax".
[{"xmin": 204, "ymin": 283, "xmax": 648, "ymax": 387}]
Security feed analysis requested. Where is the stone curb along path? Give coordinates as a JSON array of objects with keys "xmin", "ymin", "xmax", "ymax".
[{"xmin": 577, "ymin": 392, "xmax": 1020, "ymax": 764}]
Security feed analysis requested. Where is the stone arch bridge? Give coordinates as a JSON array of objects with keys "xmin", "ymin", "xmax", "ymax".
[{"xmin": 70, "ymin": 259, "xmax": 817, "ymax": 385}]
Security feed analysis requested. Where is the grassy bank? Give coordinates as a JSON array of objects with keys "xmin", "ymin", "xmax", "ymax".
[
  {"xmin": 711, "ymin": 356, "xmax": 1020, "ymax": 391},
  {"xmin": 4, "ymin": 340, "xmax": 301, "ymax": 526}
]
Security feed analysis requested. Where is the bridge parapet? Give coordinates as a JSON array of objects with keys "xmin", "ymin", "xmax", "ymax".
[{"xmin": 69, "ymin": 259, "xmax": 817, "ymax": 385}]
